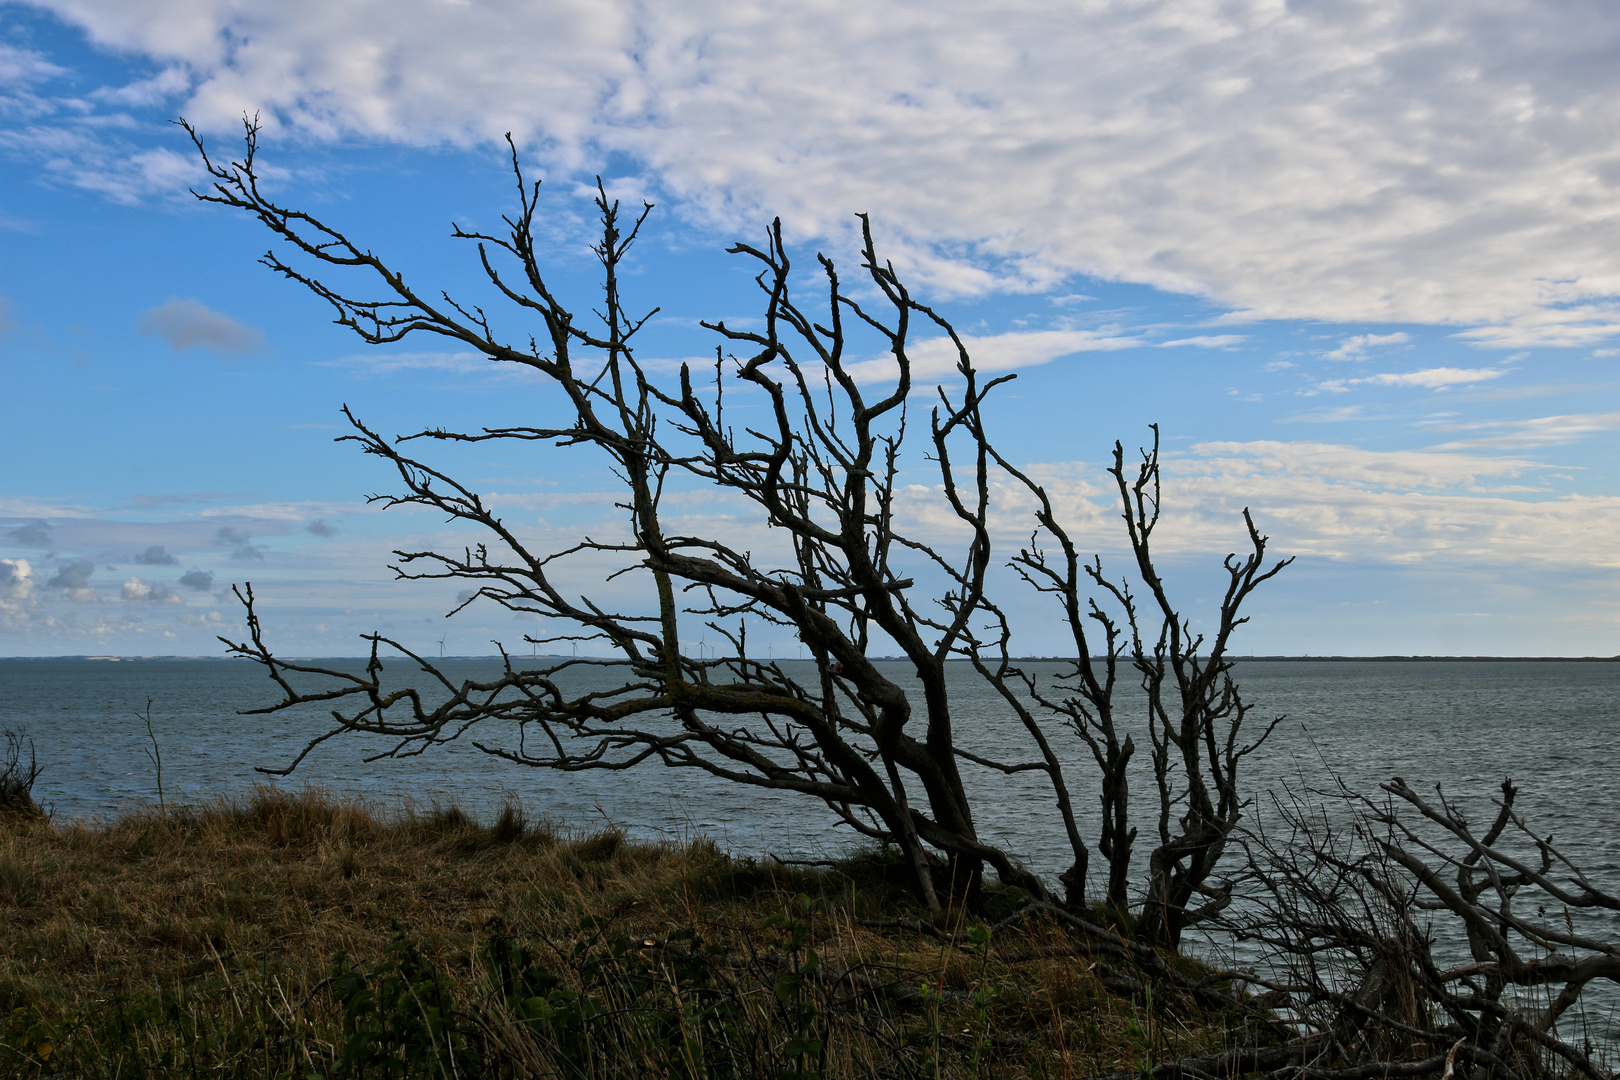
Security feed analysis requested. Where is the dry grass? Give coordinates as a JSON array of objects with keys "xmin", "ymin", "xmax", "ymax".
[{"xmin": 0, "ymin": 787, "xmax": 1253, "ymax": 1078}]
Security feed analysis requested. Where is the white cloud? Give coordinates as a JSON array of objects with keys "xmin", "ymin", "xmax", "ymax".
[
  {"xmin": 845, "ymin": 327, "xmax": 1140, "ymax": 384},
  {"xmin": 30, "ymin": 0, "xmax": 1620, "ymax": 342},
  {"xmin": 0, "ymin": 120, "xmax": 204, "ymax": 205},
  {"xmin": 137, "ymin": 297, "xmax": 264, "ymax": 356},
  {"xmin": 319, "ymin": 350, "xmax": 545, "ymax": 381},
  {"xmin": 88, "ymin": 65, "xmax": 190, "ymax": 107},
  {"xmin": 41, "ymin": 557, "xmax": 97, "ymax": 602},
  {"xmin": 1452, "ymin": 296, "xmax": 1620, "ymax": 349},
  {"xmin": 1168, "ymin": 443, "xmax": 1620, "ymax": 569},
  {"xmin": 1317, "ymin": 367, "xmax": 1506, "ymax": 393},
  {"xmin": 1185, "ymin": 440, "xmax": 1540, "ymax": 492},
  {"xmin": 1324, "ymin": 333, "xmax": 1413, "ymax": 362},
  {"xmin": 993, "ymin": 442, "xmax": 1620, "ymax": 571},
  {"xmin": 0, "ymin": 558, "xmax": 37, "ymax": 623},
  {"xmin": 0, "ymin": 40, "xmax": 66, "ymax": 90},
  {"xmin": 1160, "ymin": 335, "xmax": 1247, "ymax": 349},
  {"xmin": 35, "ymin": 0, "xmax": 631, "ymax": 152},
  {"xmin": 1363, "ymin": 368, "xmax": 1505, "ymax": 389},
  {"xmin": 1426, "ymin": 410, "xmax": 1620, "ymax": 450},
  {"xmin": 121, "ymin": 575, "xmax": 179, "ymax": 602}
]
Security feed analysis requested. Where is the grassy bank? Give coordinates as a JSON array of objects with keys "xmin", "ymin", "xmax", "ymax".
[{"xmin": 0, "ymin": 788, "xmax": 1259, "ymax": 1078}]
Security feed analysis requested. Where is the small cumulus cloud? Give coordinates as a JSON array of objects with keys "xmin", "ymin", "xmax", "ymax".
[
  {"xmin": 0, "ymin": 557, "xmax": 34, "ymax": 601},
  {"xmin": 178, "ymin": 568, "xmax": 215, "ymax": 591},
  {"xmin": 45, "ymin": 558, "xmax": 96, "ymax": 600},
  {"xmin": 133, "ymin": 544, "xmax": 178, "ymax": 565},
  {"xmin": 215, "ymin": 526, "xmax": 264, "ymax": 561},
  {"xmin": 47, "ymin": 558, "xmax": 94, "ymax": 589},
  {"xmin": 306, "ymin": 519, "xmax": 336, "ymax": 537},
  {"xmin": 122, "ymin": 575, "xmax": 179, "ymax": 602},
  {"xmin": 7, "ymin": 520, "xmax": 51, "ymax": 546},
  {"xmin": 1324, "ymin": 333, "xmax": 1411, "ymax": 362},
  {"xmin": 0, "ymin": 558, "xmax": 36, "ymax": 625},
  {"xmin": 137, "ymin": 298, "xmax": 264, "ymax": 357}
]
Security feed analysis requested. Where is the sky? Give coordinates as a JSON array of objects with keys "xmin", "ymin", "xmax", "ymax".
[{"xmin": 2, "ymin": 0, "xmax": 1618, "ymax": 658}]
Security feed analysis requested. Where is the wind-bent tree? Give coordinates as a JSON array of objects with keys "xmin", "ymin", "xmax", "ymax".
[{"xmin": 190, "ymin": 120, "xmax": 1288, "ymax": 943}]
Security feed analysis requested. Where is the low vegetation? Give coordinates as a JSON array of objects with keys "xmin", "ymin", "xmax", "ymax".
[{"xmin": 0, "ymin": 785, "xmax": 1267, "ymax": 1079}]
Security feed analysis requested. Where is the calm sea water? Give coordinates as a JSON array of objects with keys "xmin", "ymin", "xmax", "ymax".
[{"xmin": 4, "ymin": 657, "xmax": 1615, "ymax": 878}]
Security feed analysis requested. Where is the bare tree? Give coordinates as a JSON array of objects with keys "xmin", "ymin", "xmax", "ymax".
[
  {"xmin": 968, "ymin": 431, "xmax": 1289, "ymax": 944},
  {"xmin": 187, "ymin": 119, "xmax": 1288, "ymax": 932}
]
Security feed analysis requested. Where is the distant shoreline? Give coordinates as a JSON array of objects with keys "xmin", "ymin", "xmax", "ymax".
[{"xmin": 4, "ymin": 653, "xmax": 1618, "ymax": 663}]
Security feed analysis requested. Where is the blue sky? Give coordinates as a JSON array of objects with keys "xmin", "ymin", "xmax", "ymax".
[{"xmin": 2, "ymin": 0, "xmax": 1618, "ymax": 657}]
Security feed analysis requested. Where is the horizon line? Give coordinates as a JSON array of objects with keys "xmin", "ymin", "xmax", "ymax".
[{"xmin": 3, "ymin": 653, "xmax": 1617, "ymax": 663}]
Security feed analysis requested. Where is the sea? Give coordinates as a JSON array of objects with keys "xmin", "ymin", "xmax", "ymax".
[
  {"xmin": 3, "ymin": 655, "xmax": 1618, "ymax": 1038},
  {"xmin": 4, "ymin": 656, "xmax": 1615, "ymax": 867}
]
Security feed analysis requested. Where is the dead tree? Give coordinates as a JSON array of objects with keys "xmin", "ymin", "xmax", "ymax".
[
  {"xmin": 1204, "ymin": 779, "xmax": 1620, "ymax": 1080},
  {"xmin": 187, "ymin": 118, "xmax": 1289, "ymax": 928},
  {"xmin": 972, "ymin": 429, "xmax": 1289, "ymax": 944}
]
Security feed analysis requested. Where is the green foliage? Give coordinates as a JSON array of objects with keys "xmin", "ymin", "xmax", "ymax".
[
  {"xmin": 964, "ymin": 924, "xmax": 998, "ymax": 1078},
  {"xmin": 1, "ymin": 978, "xmax": 311, "ymax": 1079},
  {"xmin": 4, "ymin": 1001, "xmax": 61, "ymax": 1072},
  {"xmin": 331, "ymin": 933, "xmax": 471, "ymax": 1078},
  {"xmin": 764, "ymin": 896, "xmax": 828, "ymax": 1080}
]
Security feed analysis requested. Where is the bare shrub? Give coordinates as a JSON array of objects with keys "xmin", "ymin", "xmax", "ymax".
[
  {"xmin": 0, "ymin": 728, "xmax": 43, "ymax": 821},
  {"xmin": 1190, "ymin": 778, "xmax": 1620, "ymax": 1080}
]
